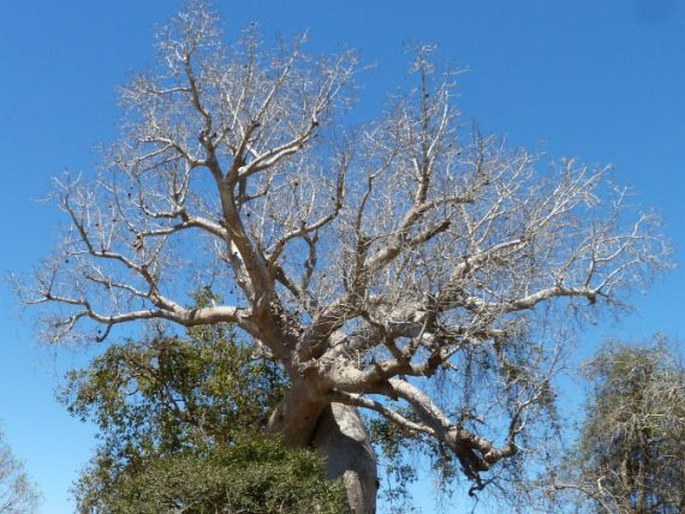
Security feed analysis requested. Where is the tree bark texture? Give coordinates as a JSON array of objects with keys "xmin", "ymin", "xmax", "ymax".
[
  {"xmin": 313, "ymin": 404, "xmax": 378, "ymax": 514},
  {"xmin": 269, "ymin": 393, "xmax": 377, "ymax": 514}
]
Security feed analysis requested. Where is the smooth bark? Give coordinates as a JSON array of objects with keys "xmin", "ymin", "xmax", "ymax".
[
  {"xmin": 313, "ymin": 404, "xmax": 378, "ymax": 514},
  {"xmin": 268, "ymin": 385, "xmax": 377, "ymax": 513}
]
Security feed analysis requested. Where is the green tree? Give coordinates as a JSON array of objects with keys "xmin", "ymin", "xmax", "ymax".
[
  {"xmin": 560, "ymin": 339, "xmax": 685, "ymax": 513},
  {"xmin": 62, "ymin": 304, "xmax": 346, "ymax": 513},
  {"xmin": 0, "ymin": 427, "xmax": 41, "ymax": 514}
]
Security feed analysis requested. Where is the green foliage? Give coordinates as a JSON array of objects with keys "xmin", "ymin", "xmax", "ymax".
[
  {"xmin": 74, "ymin": 436, "xmax": 346, "ymax": 514},
  {"xmin": 367, "ymin": 404, "xmax": 422, "ymax": 512},
  {"xmin": 61, "ymin": 313, "xmax": 346, "ymax": 513},
  {"xmin": 62, "ymin": 326, "xmax": 285, "ymax": 454}
]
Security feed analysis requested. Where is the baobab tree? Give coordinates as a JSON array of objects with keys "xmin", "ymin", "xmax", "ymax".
[{"xmin": 19, "ymin": 2, "xmax": 669, "ymax": 512}]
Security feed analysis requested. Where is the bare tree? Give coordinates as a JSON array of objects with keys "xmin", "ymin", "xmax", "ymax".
[
  {"xmin": 18, "ymin": 2, "xmax": 670, "ymax": 511},
  {"xmin": 0, "ymin": 428, "xmax": 40, "ymax": 514}
]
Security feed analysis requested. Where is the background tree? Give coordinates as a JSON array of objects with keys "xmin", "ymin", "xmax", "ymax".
[
  {"xmin": 0, "ymin": 427, "xmax": 41, "ymax": 514},
  {"xmin": 19, "ymin": 1, "xmax": 670, "ymax": 511},
  {"xmin": 554, "ymin": 339, "xmax": 685, "ymax": 513},
  {"xmin": 62, "ymin": 291, "xmax": 346, "ymax": 513}
]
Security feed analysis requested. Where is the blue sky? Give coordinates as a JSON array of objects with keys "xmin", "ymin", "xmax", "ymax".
[{"xmin": 0, "ymin": 1, "xmax": 683, "ymax": 512}]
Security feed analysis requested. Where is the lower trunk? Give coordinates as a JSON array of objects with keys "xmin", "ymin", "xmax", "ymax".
[
  {"xmin": 313, "ymin": 403, "xmax": 378, "ymax": 514},
  {"xmin": 268, "ymin": 387, "xmax": 378, "ymax": 513}
]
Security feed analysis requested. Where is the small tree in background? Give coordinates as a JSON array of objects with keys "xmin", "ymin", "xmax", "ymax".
[
  {"xmin": 554, "ymin": 339, "xmax": 685, "ymax": 513},
  {"xmin": 0, "ymin": 428, "xmax": 41, "ymax": 514}
]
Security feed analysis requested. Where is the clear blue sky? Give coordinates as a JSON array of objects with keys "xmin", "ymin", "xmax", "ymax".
[{"xmin": 0, "ymin": 1, "xmax": 683, "ymax": 512}]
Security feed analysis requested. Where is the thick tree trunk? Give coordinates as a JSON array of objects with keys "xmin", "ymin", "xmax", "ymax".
[
  {"xmin": 313, "ymin": 404, "xmax": 378, "ymax": 514},
  {"xmin": 267, "ymin": 379, "xmax": 327, "ymax": 446},
  {"xmin": 268, "ymin": 386, "xmax": 378, "ymax": 513}
]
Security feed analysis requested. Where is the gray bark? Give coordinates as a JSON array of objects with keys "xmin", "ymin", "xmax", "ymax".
[
  {"xmin": 313, "ymin": 404, "xmax": 378, "ymax": 514},
  {"xmin": 267, "ymin": 382, "xmax": 378, "ymax": 512}
]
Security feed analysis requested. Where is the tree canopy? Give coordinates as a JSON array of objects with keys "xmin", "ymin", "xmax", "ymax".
[
  {"xmin": 560, "ymin": 339, "xmax": 685, "ymax": 513},
  {"xmin": 20, "ymin": 1, "xmax": 671, "ymax": 511},
  {"xmin": 61, "ymin": 298, "xmax": 346, "ymax": 513}
]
